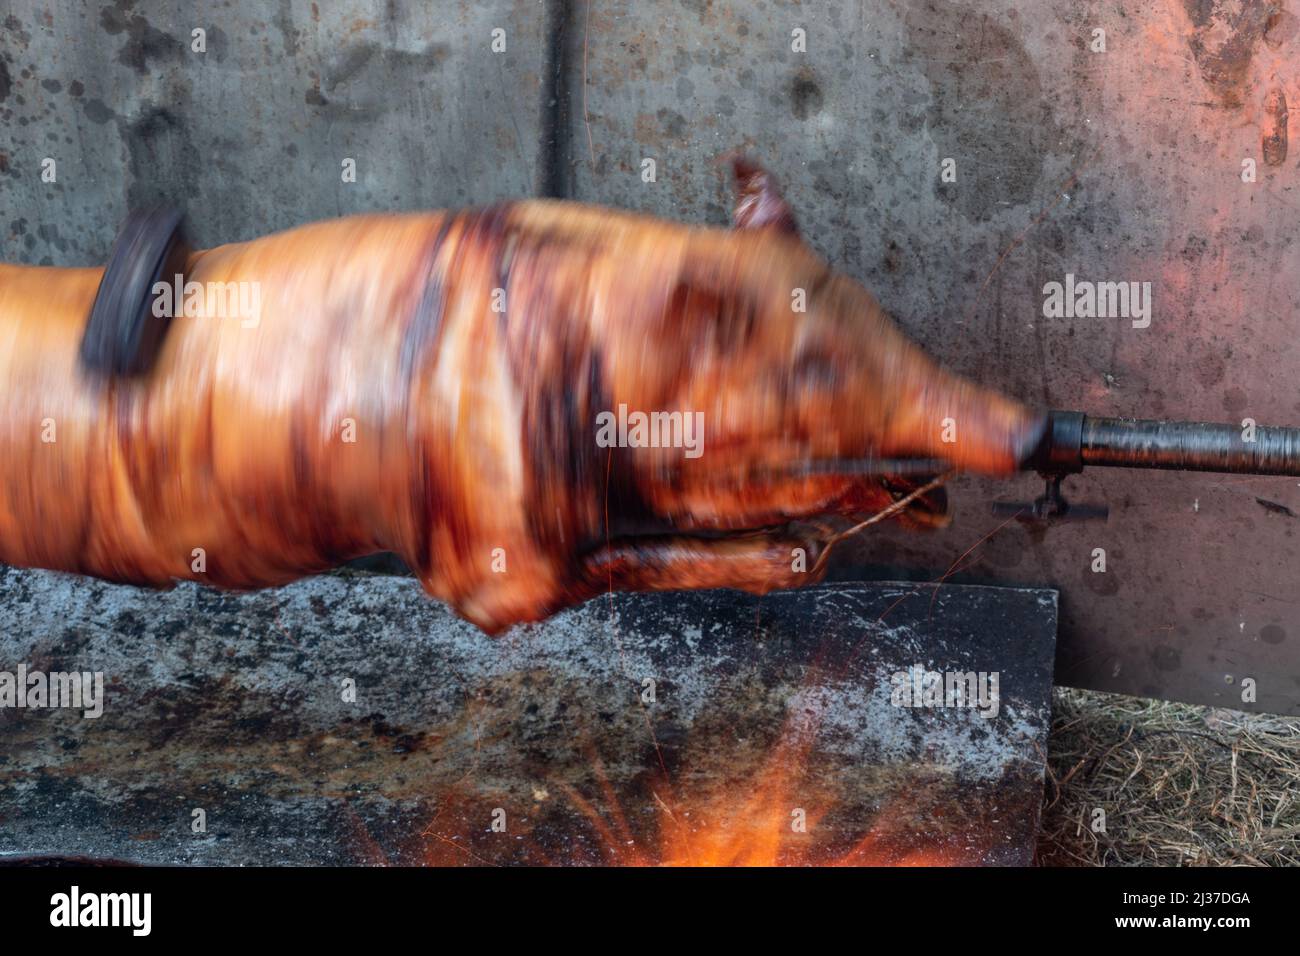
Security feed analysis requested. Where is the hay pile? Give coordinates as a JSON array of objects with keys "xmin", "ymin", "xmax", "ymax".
[{"xmin": 1038, "ymin": 688, "xmax": 1300, "ymax": 866}]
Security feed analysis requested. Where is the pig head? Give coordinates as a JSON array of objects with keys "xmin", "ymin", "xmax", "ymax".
[{"xmin": 450, "ymin": 160, "xmax": 1043, "ymax": 630}]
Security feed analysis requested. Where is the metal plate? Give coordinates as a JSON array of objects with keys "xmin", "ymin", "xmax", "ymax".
[{"xmin": 0, "ymin": 570, "xmax": 1056, "ymax": 866}]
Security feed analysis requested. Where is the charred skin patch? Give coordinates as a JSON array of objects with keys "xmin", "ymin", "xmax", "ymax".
[
  {"xmin": 403, "ymin": 206, "xmax": 516, "ymax": 580},
  {"xmin": 398, "ymin": 215, "xmax": 456, "ymax": 384},
  {"xmin": 495, "ymin": 218, "xmax": 635, "ymax": 567}
]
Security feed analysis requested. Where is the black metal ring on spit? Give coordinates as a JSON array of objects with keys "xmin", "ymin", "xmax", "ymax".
[{"xmin": 79, "ymin": 206, "xmax": 190, "ymax": 378}]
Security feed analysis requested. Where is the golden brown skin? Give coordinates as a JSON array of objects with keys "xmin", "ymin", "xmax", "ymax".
[{"xmin": 0, "ymin": 169, "xmax": 1041, "ymax": 632}]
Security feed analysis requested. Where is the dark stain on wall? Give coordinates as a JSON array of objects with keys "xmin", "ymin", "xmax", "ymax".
[
  {"xmin": 1181, "ymin": 0, "xmax": 1273, "ymax": 107},
  {"xmin": 1263, "ymin": 87, "xmax": 1289, "ymax": 166},
  {"xmin": 904, "ymin": 3, "xmax": 1067, "ymax": 222},
  {"xmin": 84, "ymin": 98, "xmax": 116, "ymax": 124},
  {"xmin": 124, "ymin": 105, "xmax": 201, "ymax": 212},
  {"xmin": 274, "ymin": 0, "xmax": 300, "ymax": 57},
  {"xmin": 789, "ymin": 67, "xmax": 824, "ymax": 120},
  {"xmin": 100, "ymin": 0, "xmax": 183, "ymax": 76}
]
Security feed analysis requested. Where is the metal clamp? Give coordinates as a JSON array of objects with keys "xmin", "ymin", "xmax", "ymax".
[{"xmin": 79, "ymin": 206, "xmax": 190, "ymax": 377}]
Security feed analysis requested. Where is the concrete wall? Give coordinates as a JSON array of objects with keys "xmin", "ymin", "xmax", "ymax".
[{"xmin": 3, "ymin": 0, "xmax": 1299, "ymax": 712}]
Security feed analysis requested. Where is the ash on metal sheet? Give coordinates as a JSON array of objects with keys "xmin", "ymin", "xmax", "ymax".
[{"xmin": 0, "ymin": 569, "xmax": 1056, "ymax": 865}]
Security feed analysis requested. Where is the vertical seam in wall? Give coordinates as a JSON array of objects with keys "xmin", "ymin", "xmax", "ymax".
[{"xmin": 538, "ymin": 0, "xmax": 576, "ymax": 198}]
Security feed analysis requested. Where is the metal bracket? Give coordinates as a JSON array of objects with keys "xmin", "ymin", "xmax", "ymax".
[
  {"xmin": 994, "ymin": 411, "xmax": 1108, "ymax": 521},
  {"xmin": 992, "ymin": 472, "xmax": 1109, "ymax": 522}
]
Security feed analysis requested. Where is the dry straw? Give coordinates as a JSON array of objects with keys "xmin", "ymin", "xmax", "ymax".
[{"xmin": 1039, "ymin": 688, "xmax": 1300, "ymax": 866}]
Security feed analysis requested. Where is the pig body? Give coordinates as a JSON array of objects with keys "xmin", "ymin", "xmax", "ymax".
[{"xmin": 0, "ymin": 168, "xmax": 1039, "ymax": 632}]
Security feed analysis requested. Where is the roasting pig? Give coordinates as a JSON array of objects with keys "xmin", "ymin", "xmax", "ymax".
[{"xmin": 0, "ymin": 158, "xmax": 1043, "ymax": 632}]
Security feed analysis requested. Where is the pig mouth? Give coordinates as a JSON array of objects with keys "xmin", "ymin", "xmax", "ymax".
[
  {"xmin": 579, "ymin": 469, "xmax": 952, "ymax": 610},
  {"xmin": 603, "ymin": 466, "xmax": 951, "ymax": 542}
]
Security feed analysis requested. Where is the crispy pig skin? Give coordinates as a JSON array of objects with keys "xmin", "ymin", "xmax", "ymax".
[{"xmin": 0, "ymin": 166, "xmax": 1041, "ymax": 632}]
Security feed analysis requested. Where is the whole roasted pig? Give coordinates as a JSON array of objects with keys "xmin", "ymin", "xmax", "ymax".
[{"xmin": 0, "ymin": 159, "xmax": 1041, "ymax": 632}]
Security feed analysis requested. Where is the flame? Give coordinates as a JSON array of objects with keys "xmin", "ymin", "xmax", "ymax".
[
  {"xmin": 414, "ymin": 652, "xmax": 990, "ymax": 867},
  {"xmin": 410, "ymin": 709, "xmax": 987, "ymax": 867},
  {"xmin": 556, "ymin": 719, "xmax": 829, "ymax": 866},
  {"xmin": 558, "ymin": 717, "xmax": 983, "ymax": 867}
]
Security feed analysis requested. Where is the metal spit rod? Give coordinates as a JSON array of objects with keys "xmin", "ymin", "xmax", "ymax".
[
  {"xmin": 775, "ymin": 410, "xmax": 1300, "ymax": 480},
  {"xmin": 1031, "ymin": 410, "xmax": 1300, "ymax": 477}
]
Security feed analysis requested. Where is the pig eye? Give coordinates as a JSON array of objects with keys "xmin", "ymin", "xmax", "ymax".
[
  {"xmin": 791, "ymin": 350, "xmax": 839, "ymax": 389},
  {"xmin": 663, "ymin": 280, "xmax": 760, "ymax": 350}
]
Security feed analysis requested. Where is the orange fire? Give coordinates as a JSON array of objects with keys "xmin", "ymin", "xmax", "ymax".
[
  {"xmin": 417, "ymin": 708, "xmax": 986, "ymax": 867},
  {"xmin": 562, "ymin": 718, "xmax": 979, "ymax": 867}
]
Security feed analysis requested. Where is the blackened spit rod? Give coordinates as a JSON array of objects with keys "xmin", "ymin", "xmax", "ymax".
[
  {"xmin": 1081, "ymin": 416, "xmax": 1300, "ymax": 475},
  {"xmin": 772, "ymin": 411, "xmax": 1300, "ymax": 480},
  {"xmin": 1028, "ymin": 411, "xmax": 1300, "ymax": 477}
]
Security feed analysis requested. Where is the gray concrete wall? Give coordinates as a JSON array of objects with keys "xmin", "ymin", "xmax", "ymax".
[
  {"xmin": 3, "ymin": 0, "xmax": 1299, "ymax": 712},
  {"xmin": 0, "ymin": 0, "xmax": 547, "ymax": 254}
]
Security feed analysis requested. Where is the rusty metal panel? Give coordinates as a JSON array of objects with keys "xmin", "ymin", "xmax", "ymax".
[
  {"xmin": 0, "ymin": 570, "xmax": 1055, "ymax": 865},
  {"xmin": 568, "ymin": 0, "xmax": 1300, "ymax": 714},
  {"xmin": 0, "ymin": 0, "xmax": 547, "ymax": 257}
]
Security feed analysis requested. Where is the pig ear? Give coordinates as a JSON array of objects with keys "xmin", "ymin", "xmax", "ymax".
[{"xmin": 729, "ymin": 155, "xmax": 799, "ymax": 236}]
